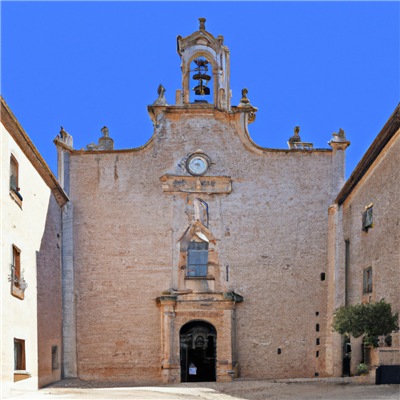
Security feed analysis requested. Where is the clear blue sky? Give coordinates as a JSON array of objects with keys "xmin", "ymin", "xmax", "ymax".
[{"xmin": 2, "ymin": 1, "xmax": 399, "ymax": 178}]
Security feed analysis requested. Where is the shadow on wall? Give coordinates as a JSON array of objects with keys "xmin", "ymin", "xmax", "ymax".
[{"xmin": 36, "ymin": 193, "xmax": 63, "ymax": 388}]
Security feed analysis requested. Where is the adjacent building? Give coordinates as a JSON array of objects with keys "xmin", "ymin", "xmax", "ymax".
[
  {"xmin": 1, "ymin": 96, "xmax": 68, "ymax": 396},
  {"xmin": 326, "ymin": 104, "xmax": 400, "ymax": 377}
]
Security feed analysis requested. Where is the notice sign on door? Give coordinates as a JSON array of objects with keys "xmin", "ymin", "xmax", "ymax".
[{"xmin": 189, "ymin": 367, "xmax": 197, "ymax": 375}]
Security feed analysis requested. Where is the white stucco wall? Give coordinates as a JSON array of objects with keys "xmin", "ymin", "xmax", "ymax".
[{"xmin": 1, "ymin": 122, "xmax": 52, "ymax": 395}]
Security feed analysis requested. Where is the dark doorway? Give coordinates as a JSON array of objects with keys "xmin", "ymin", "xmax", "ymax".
[{"xmin": 180, "ymin": 320, "xmax": 216, "ymax": 382}]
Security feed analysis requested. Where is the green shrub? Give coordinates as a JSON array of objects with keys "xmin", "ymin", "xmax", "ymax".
[
  {"xmin": 385, "ymin": 335, "xmax": 392, "ymax": 347},
  {"xmin": 356, "ymin": 363, "xmax": 369, "ymax": 376}
]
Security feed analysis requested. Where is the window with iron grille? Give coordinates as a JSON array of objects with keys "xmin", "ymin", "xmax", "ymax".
[
  {"xmin": 187, "ymin": 241, "xmax": 208, "ymax": 277},
  {"xmin": 362, "ymin": 205, "xmax": 373, "ymax": 232},
  {"xmin": 363, "ymin": 267, "xmax": 372, "ymax": 294}
]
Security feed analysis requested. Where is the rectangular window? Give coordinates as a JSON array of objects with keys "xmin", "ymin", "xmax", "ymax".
[
  {"xmin": 187, "ymin": 241, "xmax": 208, "ymax": 277},
  {"xmin": 52, "ymin": 345, "xmax": 59, "ymax": 370},
  {"xmin": 10, "ymin": 154, "xmax": 23, "ymax": 204},
  {"xmin": 362, "ymin": 204, "xmax": 373, "ymax": 232},
  {"xmin": 363, "ymin": 267, "xmax": 372, "ymax": 294},
  {"xmin": 14, "ymin": 339, "xmax": 25, "ymax": 370}
]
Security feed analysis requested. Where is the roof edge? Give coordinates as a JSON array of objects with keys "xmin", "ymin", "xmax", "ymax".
[
  {"xmin": 335, "ymin": 103, "xmax": 400, "ymax": 206},
  {"xmin": 1, "ymin": 96, "xmax": 69, "ymax": 208}
]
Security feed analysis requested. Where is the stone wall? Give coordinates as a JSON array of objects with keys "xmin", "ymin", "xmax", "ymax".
[
  {"xmin": 37, "ymin": 193, "xmax": 63, "ymax": 387},
  {"xmin": 67, "ymin": 108, "xmax": 342, "ymax": 383}
]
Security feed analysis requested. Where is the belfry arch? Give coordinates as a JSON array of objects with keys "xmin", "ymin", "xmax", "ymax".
[{"xmin": 180, "ymin": 320, "xmax": 217, "ymax": 382}]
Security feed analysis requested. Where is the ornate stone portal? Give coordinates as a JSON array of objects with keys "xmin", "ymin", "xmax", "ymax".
[{"xmin": 156, "ymin": 292, "xmax": 242, "ymax": 383}]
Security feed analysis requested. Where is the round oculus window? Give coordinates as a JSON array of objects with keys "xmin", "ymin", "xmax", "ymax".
[{"xmin": 186, "ymin": 154, "xmax": 210, "ymax": 176}]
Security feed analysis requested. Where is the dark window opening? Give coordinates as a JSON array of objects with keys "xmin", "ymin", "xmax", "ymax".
[
  {"xmin": 316, "ymin": 338, "xmax": 320, "ymax": 345},
  {"xmin": 363, "ymin": 267, "xmax": 372, "ymax": 294},
  {"xmin": 316, "ymin": 324, "xmax": 320, "ymax": 332},
  {"xmin": 316, "ymin": 312, "xmax": 319, "ymax": 316},
  {"xmin": 315, "ymin": 372, "xmax": 319, "ymax": 377},
  {"xmin": 320, "ymin": 273, "xmax": 326, "ymax": 281},
  {"xmin": 316, "ymin": 351, "xmax": 319, "ymax": 358},
  {"xmin": 14, "ymin": 339, "xmax": 25, "ymax": 370},
  {"xmin": 52, "ymin": 345, "xmax": 59, "ymax": 370},
  {"xmin": 277, "ymin": 348, "xmax": 281, "ymax": 354},
  {"xmin": 187, "ymin": 241, "xmax": 209, "ymax": 277},
  {"xmin": 226, "ymin": 265, "xmax": 229, "ymax": 281}
]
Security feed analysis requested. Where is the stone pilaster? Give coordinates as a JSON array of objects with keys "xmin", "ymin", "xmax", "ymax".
[{"xmin": 62, "ymin": 201, "xmax": 77, "ymax": 378}]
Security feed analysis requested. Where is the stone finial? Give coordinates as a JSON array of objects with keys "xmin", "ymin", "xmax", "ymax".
[
  {"xmin": 238, "ymin": 88, "xmax": 253, "ymax": 108},
  {"xmin": 289, "ymin": 126, "xmax": 301, "ymax": 144},
  {"xmin": 241, "ymin": 88, "xmax": 249, "ymax": 103},
  {"xmin": 101, "ymin": 126, "xmax": 109, "ymax": 137},
  {"xmin": 153, "ymin": 84, "xmax": 168, "ymax": 106},
  {"xmin": 329, "ymin": 128, "xmax": 350, "ymax": 149},
  {"xmin": 199, "ymin": 18, "xmax": 206, "ymax": 31},
  {"xmin": 288, "ymin": 126, "xmax": 314, "ymax": 149}
]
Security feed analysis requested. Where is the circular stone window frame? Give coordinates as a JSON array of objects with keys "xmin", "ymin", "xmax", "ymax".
[{"xmin": 186, "ymin": 153, "xmax": 211, "ymax": 176}]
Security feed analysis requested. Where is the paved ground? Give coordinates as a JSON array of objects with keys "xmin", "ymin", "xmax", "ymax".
[{"xmin": 4, "ymin": 378, "xmax": 400, "ymax": 400}]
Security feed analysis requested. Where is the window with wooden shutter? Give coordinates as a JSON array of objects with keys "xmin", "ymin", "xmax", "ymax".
[{"xmin": 187, "ymin": 241, "xmax": 208, "ymax": 277}]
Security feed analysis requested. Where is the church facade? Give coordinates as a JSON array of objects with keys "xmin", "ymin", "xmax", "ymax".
[
  {"xmin": 54, "ymin": 20, "xmax": 352, "ymax": 384},
  {"xmin": 2, "ymin": 19, "xmax": 398, "ymax": 391}
]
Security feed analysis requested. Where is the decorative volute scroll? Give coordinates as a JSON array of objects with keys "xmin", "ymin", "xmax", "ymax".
[
  {"xmin": 177, "ymin": 18, "xmax": 231, "ymax": 109},
  {"xmin": 54, "ymin": 126, "xmax": 73, "ymax": 148}
]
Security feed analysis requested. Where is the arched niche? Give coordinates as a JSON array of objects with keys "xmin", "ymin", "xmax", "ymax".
[{"xmin": 183, "ymin": 51, "xmax": 219, "ymax": 105}]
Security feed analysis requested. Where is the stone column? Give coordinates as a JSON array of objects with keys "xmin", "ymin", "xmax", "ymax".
[
  {"xmin": 328, "ymin": 129, "xmax": 350, "ymax": 197},
  {"xmin": 325, "ymin": 204, "xmax": 346, "ymax": 377},
  {"xmin": 61, "ymin": 201, "xmax": 77, "ymax": 378}
]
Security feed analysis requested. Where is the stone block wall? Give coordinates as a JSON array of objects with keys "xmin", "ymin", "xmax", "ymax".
[{"xmin": 67, "ymin": 108, "xmax": 341, "ymax": 383}]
